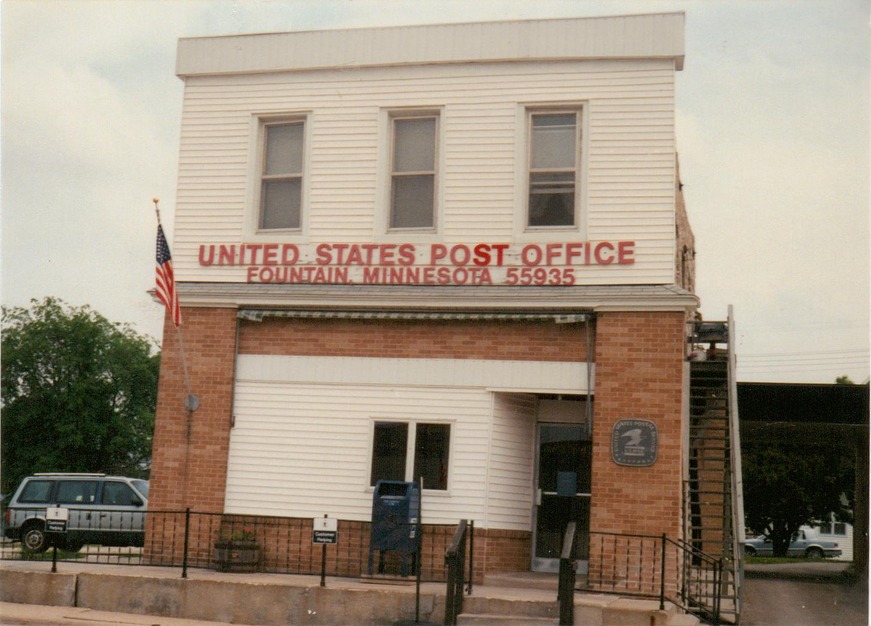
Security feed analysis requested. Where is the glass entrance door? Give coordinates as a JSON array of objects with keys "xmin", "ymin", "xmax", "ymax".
[{"xmin": 532, "ymin": 423, "xmax": 592, "ymax": 573}]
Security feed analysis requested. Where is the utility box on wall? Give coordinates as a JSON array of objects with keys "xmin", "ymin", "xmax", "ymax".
[{"xmin": 368, "ymin": 480, "xmax": 420, "ymax": 577}]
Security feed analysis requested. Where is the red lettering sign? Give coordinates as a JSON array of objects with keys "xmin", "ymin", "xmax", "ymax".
[{"xmin": 199, "ymin": 241, "xmax": 637, "ymax": 285}]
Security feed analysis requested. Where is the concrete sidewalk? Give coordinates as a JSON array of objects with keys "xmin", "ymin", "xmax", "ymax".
[
  {"xmin": 0, "ymin": 602, "xmax": 241, "ymax": 626},
  {"xmin": 0, "ymin": 560, "xmax": 694, "ymax": 626},
  {"xmin": 0, "ymin": 561, "xmax": 450, "ymax": 625}
]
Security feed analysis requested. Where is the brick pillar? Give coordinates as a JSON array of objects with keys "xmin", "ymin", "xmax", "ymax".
[
  {"xmin": 591, "ymin": 311, "xmax": 686, "ymax": 538},
  {"xmin": 148, "ymin": 307, "xmax": 238, "ymax": 513}
]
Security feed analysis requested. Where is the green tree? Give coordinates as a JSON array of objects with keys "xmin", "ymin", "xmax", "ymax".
[
  {"xmin": 1, "ymin": 298, "xmax": 159, "ymax": 495},
  {"xmin": 835, "ymin": 375, "xmax": 855, "ymax": 385},
  {"xmin": 743, "ymin": 441, "xmax": 853, "ymax": 557}
]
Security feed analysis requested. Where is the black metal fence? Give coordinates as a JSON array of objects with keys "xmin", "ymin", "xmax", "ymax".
[
  {"xmin": 1, "ymin": 508, "xmax": 456, "ymax": 583},
  {"xmin": 3, "ymin": 508, "xmax": 718, "ymax": 623},
  {"xmin": 582, "ymin": 530, "xmax": 723, "ymax": 625},
  {"xmin": 443, "ymin": 519, "xmax": 470, "ymax": 626},
  {"xmin": 557, "ymin": 522, "xmax": 577, "ymax": 626}
]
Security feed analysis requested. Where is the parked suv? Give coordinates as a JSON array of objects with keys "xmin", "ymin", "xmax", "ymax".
[{"xmin": 3, "ymin": 473, "xmax": 148, "ymax": 553}]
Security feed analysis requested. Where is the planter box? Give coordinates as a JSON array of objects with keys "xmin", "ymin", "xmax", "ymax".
[{"xmin": 214, "ymin": 540, "xmax": 260, "ymax": 573}]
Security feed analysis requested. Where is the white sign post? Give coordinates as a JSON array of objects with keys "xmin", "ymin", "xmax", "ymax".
[
  {"xmin": 45, "ymin": 507, "xmax": 69, "ymax": 572},
  {"xmin": 45, "ymin": 507, "xmax": 69, "ymax": 533},
  {"xmin": 313, "ymin": 515, "xmax": 338, "ymax": 587}
]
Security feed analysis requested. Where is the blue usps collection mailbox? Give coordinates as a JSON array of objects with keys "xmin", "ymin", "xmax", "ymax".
[{"xmin": 368, "ymin": 480, "xmax": 420, "ymax": 577}]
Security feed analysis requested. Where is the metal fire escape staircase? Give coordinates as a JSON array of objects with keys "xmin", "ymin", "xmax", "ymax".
[{"xmin": 686, "ymin": 306, "xmax": 745, "ymax": 624}]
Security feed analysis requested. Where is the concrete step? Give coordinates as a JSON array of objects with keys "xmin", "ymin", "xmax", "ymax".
[
  {"xmin": 460, "ymin": 595, "xmax": 559, "ymax": 620},
  {"xmin": 483, "ymin": 571, "xmax": 559, "ymax": 591},
  {"xmin": 667, "ymin": 613, "xmax": 702, "ymax": 626},
  {"xmin": 456, "ymin": 588, "xmax": 707, "ymax": 626},
  {"xmin": 457, "ymin": 614, "xmax": 556, "ymax": 625}
]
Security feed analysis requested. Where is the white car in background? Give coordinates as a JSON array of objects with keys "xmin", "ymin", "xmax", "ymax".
[{"xmin": 743, "ymin": 526, "xmax": 842, "ymax": 559}]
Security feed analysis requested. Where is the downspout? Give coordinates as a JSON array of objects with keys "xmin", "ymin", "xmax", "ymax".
[{"xmin": 585, "ymin": 314, "xmax": 594, "ymax": 436}]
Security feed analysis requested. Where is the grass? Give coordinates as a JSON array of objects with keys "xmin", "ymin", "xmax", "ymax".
[
  {"xmin": 21, "ymin": 548, "xmax": 88, "ymax": 561},
  {"xmin": 745, "ymin": 555, "xmax": 837, "ymax": 565},
  {"xmin": 746, "ymin": 556, "xmax": 803, "ymax": 565},
  {"xmin": 0, "ymin": 540, "xmax": 145, "ymax": 562}
]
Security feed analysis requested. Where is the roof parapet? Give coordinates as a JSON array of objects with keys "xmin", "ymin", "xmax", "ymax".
[{"xmin": 177, "ymin": 13, "xmax": 685, "ymax": 77}]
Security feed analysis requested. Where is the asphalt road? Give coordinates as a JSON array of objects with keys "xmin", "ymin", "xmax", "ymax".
[{"xmin": 742, "ymin": 564, "xmax": 868, "ymax": 626}]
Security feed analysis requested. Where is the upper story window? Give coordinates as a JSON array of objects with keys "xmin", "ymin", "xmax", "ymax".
[
  {"xmin": 390, "ymin": 114, "xmax": 437, "ymax": 230},
  {"xmin": 259, "ymin": 121, "xmax": 304, "ymax": 230},
  {"xmin": 527, "ymin": 110, "xmax": 582, "ymax": 228}
]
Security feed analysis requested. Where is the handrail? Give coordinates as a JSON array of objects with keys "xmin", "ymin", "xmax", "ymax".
[
  {"xmin": 558, "ymin": 521, "xmax": 576, "ymax": 626},
  {"xmin": 727, "ymin": 305, "xmax": 746, "ymax": 616},
  {"xmin": 584, "ymin": 530, "xmax": 723, "ymax": 625},
  {"xmin": 444, "ymin": 519, "xmax": 468, "ymax": 626}
]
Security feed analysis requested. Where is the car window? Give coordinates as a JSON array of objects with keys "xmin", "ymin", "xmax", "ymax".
[
  {"xmin": 101, "ymin": 482, "xmax": 141, "ymax": 506},
  {"xmin": 56, "ymin": 480, "xmax": 98, "ymax": 504},
  {"xmin": 131, "ymin": 479, "xmax": 149, "ymax": 498},
  {"xmin": 18, "ymin": 480, "xmax": 53, "ymax": 503}
]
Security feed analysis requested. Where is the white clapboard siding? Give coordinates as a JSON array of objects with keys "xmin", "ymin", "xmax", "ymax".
[
  {"xmin": 225, "ymin": 355, "xmax": 587, "ymax": 526},
  {"xmin": 172, "ymin": 58, "xmax": 678, "ymax": 284},
  {"xmin": 226, "ymin": 383, "xmax": 491, "ymax": 522},
  {"xmin": 484, "ymin": 393, "xmax": 537, "ymax": 530},
  {"xmin": 236, "ymin": 355, "xmax": 589, "ymax": 394}
]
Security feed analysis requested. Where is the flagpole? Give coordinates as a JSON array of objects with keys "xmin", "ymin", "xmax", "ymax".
[{"xmin": 153, "ymin": 198, "xmax": 198, "ymax": 416}]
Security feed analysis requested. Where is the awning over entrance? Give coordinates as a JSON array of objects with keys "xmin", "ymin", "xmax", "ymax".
[{"xmin": 238, "ymin": 309, "xmax": 587, "ymax": 322}]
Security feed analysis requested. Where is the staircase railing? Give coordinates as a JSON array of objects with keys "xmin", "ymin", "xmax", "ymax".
[
  {"xmin": 558, "ymin": 521, "xmax": 577, "ymax": 626},
  {"xmin": 582, "ymin": 530, "xmax": 723, "ymax": 625},
  {"xmin": 726, "ymin": 305, "xmax": 746, "ymax": 616},
  {"xmin": 444, "ymin": 519, "xmax": 470, "ymax": 626}
]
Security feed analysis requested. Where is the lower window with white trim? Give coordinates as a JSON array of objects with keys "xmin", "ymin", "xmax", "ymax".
[{"xmin": 370, "ymin": 421, "xmax": 450, "ymax": 490}]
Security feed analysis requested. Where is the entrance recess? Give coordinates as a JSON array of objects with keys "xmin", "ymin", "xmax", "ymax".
[{"xmin": 532, "ymin": 423, "xmax": 592, "ymax": 573}]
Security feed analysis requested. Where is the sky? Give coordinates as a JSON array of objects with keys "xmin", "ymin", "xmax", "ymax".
[{"xmin": 2, "ymin": 0, "xmax": 869, "ymax": 384}]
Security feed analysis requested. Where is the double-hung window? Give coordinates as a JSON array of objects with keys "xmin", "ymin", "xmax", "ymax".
[
  {"xmin": 259, "ymin": 121, "xmax": 304, "ymax": 230},
  {"xmin": 527, "ymin": 110, "xmax": 581, "ymax": 228},
  {"xmin": 370, "ymin": 421, "xmax": 450, "ymax": 490},
  {"xmin": 389, "ymin": 114, "xmax": 437, "ymax": 230}
]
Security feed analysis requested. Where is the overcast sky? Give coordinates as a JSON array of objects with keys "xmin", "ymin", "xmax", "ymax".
[{"xmin": 2, "ymin": 0, "xmax": 868, "ymax": 383}]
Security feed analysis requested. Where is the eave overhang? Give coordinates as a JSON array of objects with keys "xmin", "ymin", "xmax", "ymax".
[{"xmin": 170, "ymin": 282, "xmax": 698, "ymax": 314}]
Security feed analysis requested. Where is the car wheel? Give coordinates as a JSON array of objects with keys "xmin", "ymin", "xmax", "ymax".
[
  {"xmin": 21, "ymin": 522, "xmax": 49, "ymax": 554},
  {"xmin": 744, "ymin": 545, "xmax": 757, "ymax": 557},
  {"xmin": 805, "ymin": 547, "xmax": 824, "ymax": 560},
  {"xmin": 63, "ymin": 540, "xmax": 84, "ymax": 553}
]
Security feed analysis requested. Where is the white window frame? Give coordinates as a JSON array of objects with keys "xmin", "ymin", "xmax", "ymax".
[
  {"xmin": 246, "ymin": 113, "xmax": 311, "ymax": 239},
  {"xmin": 368, "ymin": 419, "xmax": 452, "ymax": 492},
  {"xmin": 375, "ymin": 108, "xmax": 443, "ymax": 240},
  {"xmin": 514, "ymin": 104, "xmax": 588, "ymax": 241}
]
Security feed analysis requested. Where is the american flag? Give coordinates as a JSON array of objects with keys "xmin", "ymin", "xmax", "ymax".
[{"xmin": 156, "ymin": 224, "xmax": 181, "ymax": 327}]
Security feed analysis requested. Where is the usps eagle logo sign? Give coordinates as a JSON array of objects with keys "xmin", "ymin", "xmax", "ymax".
[{"xmin": 611, "ymin": 419, "xmax": 658, "ymax": 467}]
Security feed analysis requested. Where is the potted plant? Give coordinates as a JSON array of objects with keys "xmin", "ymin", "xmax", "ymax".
[{"xmin": 214, "ymin": 526, "xmax": 259, "ymax": 572}]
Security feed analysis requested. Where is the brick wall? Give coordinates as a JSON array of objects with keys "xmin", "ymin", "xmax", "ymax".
[
  {"xmin": 675, "ymin": 155, "xmax": 696, "ymax": 292},
  {"xmin": 239, "ymin": 317, "xmax": 589, "ymax": 362},
  {"xmin": 143, "ymin": 507, "xmax": 525, "ymax": 583},
  {"xmin": 149, "ymin": 306, "xmax": 688, "ymax": 575},
  {"xmin": 590, "ymin": 311, "xmax": 686, "ymax": 539},
  {"xmin": 148, "ymin": 308, "xmax": 238, "ymax": 513}
]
